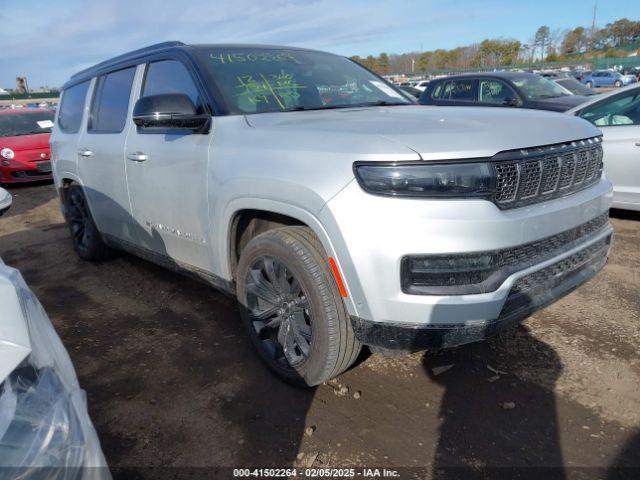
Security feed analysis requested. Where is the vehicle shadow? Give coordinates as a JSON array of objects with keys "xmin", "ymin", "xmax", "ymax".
[
  {"xmin": 607, "ymin": 430, "xmax": 640, "ymax": 480},
  {"xmin": 422, "ymin": 322, "xmax": 565, "ymax": 479},
  {"xmin": 609, "ymin": 208, "xmax": 640, "ymax": 222}
]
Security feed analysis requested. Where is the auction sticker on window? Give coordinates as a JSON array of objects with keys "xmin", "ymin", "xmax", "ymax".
[{"xmin": 37, "ymin": 120, "xmax": 54, "ymax": 129}]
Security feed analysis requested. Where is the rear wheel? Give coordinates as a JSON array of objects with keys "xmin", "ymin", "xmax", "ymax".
[
  {"xmin": 64, "ymin": 185, "xmax": 113, "ymax": 261},
  {"xmin": 236, "ymin": 226, "xmax": 361, "ymax": 386}
]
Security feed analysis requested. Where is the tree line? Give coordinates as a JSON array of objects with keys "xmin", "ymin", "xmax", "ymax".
[{"xmin": 350, "ymin": 17, "xmax": 640, "ymax": 75}]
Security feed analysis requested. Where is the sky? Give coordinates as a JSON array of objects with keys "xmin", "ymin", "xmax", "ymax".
[{"xmin": 1, "ymin": 0, "xmax": 638, "ymax": 88}]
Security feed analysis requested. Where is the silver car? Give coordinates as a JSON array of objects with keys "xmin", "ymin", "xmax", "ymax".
[
  {"xmin": 50, "ymin": 42, "xmax": 613, "ymax": 386},
  {"xmin": 567, "ymin": 83, "xmax": 640, "ymax": 211}
]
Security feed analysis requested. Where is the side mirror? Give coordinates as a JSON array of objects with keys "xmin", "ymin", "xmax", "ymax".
[
  {"xmin": 132, "ymin": 94, "xmax": 210, "ymax": 133},
  {"xmin": 503, "ymin": 97, "xmax": 519, "ymax": 107}
]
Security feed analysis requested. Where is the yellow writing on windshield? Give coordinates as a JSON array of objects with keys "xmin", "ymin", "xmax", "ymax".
[
  {"xmin": 235, "ymin": 71, "xmax": 306, "ymax": 110},
  {"xmin": 210, "ymin": 52, "xmax": 299, "ymax": 65}
]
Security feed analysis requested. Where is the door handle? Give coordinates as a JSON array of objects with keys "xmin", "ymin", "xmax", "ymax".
[
  {"xmin": 127, "ymin": 152, "xmax": 148, "ymax": 162},
  {"xmin": 78, "ymin": 149, "xmax": 93, "ymax": 157},
  {"xmin": 635, "ymin": 142, "xmax": 640, "ymax": 147}
]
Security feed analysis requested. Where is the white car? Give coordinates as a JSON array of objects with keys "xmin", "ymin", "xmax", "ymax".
[
  {"xmin": 0, "ymin": 259, "xmax": 110, "ymax": 478},
  {"xmin": 414, "ymin": 80, "xmax": 430, "ymax": 92},
  {"xmin": 0, "ymin": 187, "xmax": 11, "ymax": 215},
  {"xmin": 51, "ymin": 42, "xmax": 612, "ymax": 386},
  {"xmin": 567, "ymin": 84, "xmax": 640, "ymax": 211}
]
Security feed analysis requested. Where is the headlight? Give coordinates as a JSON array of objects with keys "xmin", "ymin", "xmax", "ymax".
[
  {"xmin": 353, "ymin": 162, "xmax": 496, "ymax": 198},
  {"xmin": 0, "ymin": 148, "xmax": 14, "ymax": 160}
]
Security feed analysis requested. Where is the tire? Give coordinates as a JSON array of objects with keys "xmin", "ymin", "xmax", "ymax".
[
  {"xmin": 236, "ymin": 226, "xmax": 361, "ymax": 386},
  {"xmin": 614, "ymin": 80, "xmax": 622, "ymax": 88},
  {"xmin": 585, "ymin": 81, "xmax": 593, "ymax": 88},
  {"xmin": 64, "ymin": 184, "xmax": 113, "ymax": 261}
]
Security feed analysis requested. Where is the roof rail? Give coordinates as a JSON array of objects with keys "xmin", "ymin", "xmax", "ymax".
[{"xmin": 70, "ymin": 41, "xmax": 186, "ymax": 80}]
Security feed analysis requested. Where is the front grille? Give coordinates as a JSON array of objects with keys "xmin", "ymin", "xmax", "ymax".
[
  {"xmin": 492, "ymin": 137, "xmax": 603, "ymax": 209},
  {"xmin": 401, "ymin": 212, "xmax": 610, "ymax": 295}
]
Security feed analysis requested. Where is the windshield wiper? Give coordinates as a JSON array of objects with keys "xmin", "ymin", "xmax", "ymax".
[
  {"xmin": 352, "ymin": 100, "xmax": 409, "ymax": 107},
  {"xmin": 289, "ymin": 104, "xmax": 362, "ymax": 112}
]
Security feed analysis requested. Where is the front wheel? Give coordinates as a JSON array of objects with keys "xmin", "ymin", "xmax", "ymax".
[
  {"xmin": 614, "ymin": 80, "xmax": 622, "ymax": 88},
  {"xmin": 585, "ymin": 81, "xmax": 594, "ymax": 88},
  {"xmin": 236, "ymin": 226, "xmax": 361, "ymax": 386}
]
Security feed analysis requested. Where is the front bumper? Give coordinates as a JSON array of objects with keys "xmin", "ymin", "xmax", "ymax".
[
  {"xmin": 0, "ymin": 159, "xmax": 52, "ymax": 184},
  {"xmin": 320, "ymin": 176, "xmax": 613, "ymax": 339},
  {"xmin": 351, "ymin": 230, "xmax": 611, "ymax": 350}
]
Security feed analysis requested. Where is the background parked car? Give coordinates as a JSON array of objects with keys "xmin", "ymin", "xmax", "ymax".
[
  {"xmin": 567, "ymin": 84, "xmax": 640, "ymax": 211},
  {"xmin": 398, "ymin": 85, "xmax": 422, "ymax": 98},
  {"xmin": 553, "ymin": 77, "xmax": 599, "ymax": 96},
  {"xmin": 0, "ymin": 187, "xmax": 11, "ymax": 215},
  {"xmin": 582, "ymin": 70, "xmax": 637, "ymax": 88},
  {"xmin": 414, "ymin": 80, "xmax": 430, "ymax": 92},
  {"xmin": 0, "ymin": 109, "xmax": 54, "ymax": 184},
  {"xmin": 419, "ymin": 72, "xmax": 590, "ymax": 112}
]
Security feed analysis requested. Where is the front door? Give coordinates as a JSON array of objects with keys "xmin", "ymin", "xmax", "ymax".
[{"xmin": 124, "ymin": 59, "xmax": 212, "ymax": 270}]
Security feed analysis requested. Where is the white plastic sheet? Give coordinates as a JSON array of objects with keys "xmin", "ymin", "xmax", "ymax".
[{"xmin": 0, "ymin": 259, "xmax": 111, "ymax": 479}]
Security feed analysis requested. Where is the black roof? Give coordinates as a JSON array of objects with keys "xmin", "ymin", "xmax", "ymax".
[
  {"xmin": 432, "ymin": 71, "xmax": 540, "ymax": 81},
  {"xmin": 66, "ymin": 41, "xmax": 330, "ymax": 88}
]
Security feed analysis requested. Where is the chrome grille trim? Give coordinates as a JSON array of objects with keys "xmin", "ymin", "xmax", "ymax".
[{"xmin": 492, "ymin": 137, "xmax": 603, "ymax": 209}]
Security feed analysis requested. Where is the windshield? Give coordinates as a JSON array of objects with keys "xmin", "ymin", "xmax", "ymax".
[
  {"xmin": 0, "ymin": 111, "xmax": 55, "ymax": 137},
  {"xmin": 511, "ymin": 75, "xmax": 570, "ymax": 100},
  {"xmin": 199, "ymin": 48, "xmax": 413, "ymax": 114},
  {"xmin": 556, "ymin": 78, "xmax": 597, "ymax": 96}
]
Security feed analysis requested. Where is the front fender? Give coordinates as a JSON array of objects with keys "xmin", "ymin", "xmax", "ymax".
[{"xmin": 219, "ymin": 197, "xmax": 361, "ymax": 317}]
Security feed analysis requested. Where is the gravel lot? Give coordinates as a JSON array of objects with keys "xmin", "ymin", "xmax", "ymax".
[{"xmin": 1, "ymin": 182, "xmax": 639, "ymax": 479}]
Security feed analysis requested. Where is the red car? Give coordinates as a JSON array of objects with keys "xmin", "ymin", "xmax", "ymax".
[{"xmin": 0, "ymin": 108, "xmax": 54, "ymax": 184}]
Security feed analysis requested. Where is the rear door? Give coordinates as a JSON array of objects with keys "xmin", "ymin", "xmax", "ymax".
[
  {"xmin": 433, "ymin": 78, "xmax": 477, "ymax": 106},
  {"xmin": 124, "ymin": 59, "xmax": 212, "ymax": 270},
  {"xmin": 76, "ymin": 66, "xmax": 137, "ymax": 240},
  {"xmin": 51, "ymin": 81, "xmax": 91, "ymax": 187},
  {"xmin": 577, "ymin": 88, "xmax": 640, "ymax": 209}
]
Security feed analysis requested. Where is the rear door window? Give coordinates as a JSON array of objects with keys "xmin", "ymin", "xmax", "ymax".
[
  {"xmin": 142, "ymin": 60, "xmax": 204, "ymax": 112},
  {"xmin": 89, "ymin": 67, "xmax": 136, "ymax": 133},
  {"xmin": 58, "ymin": 81, "xmax": 90, "ymax": 133},
  {"xmin": 440, "ymin": 79, "xmax": 475, "ymax": 101}
]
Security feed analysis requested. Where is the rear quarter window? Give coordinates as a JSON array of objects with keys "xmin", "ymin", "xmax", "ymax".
[{"xmin": 57, "ymin": 81, "xmax": 90, "ymax": 133}]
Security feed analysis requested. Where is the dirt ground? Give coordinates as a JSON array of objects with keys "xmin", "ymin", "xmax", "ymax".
[{"xmin": 1, "ymin": 182, "xmax": 639, "ymax": 479}]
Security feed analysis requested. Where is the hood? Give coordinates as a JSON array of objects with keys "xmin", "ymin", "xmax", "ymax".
[
  {"xmin": 245, "ymin": 105, "xmax": 600, "ymax": 160},
  {"xmin": 0, "ymin": 260, "xmax": 32, "ymax": 382},
  {"xmin": 0, "ymin": 133, "xmax": 50, "ymax": 152},
  {"xmin": 530, "ymin": 95, "xmax": 590, "ymax": 112}
]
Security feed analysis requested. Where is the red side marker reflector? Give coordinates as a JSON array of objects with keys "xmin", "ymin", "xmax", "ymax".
[{"xmin": 328, "ymin": 257, "xmax": 348, "ymax": 298}]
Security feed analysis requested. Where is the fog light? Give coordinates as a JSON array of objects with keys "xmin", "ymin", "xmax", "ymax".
[{"xmin": 1, "ymin": 160, "xmax": 10, "ymax": 166}]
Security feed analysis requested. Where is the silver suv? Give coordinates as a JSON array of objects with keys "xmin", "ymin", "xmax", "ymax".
[{"xmin": 50, "ymin": 42, "xmax": 613, "ymax": 386}]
